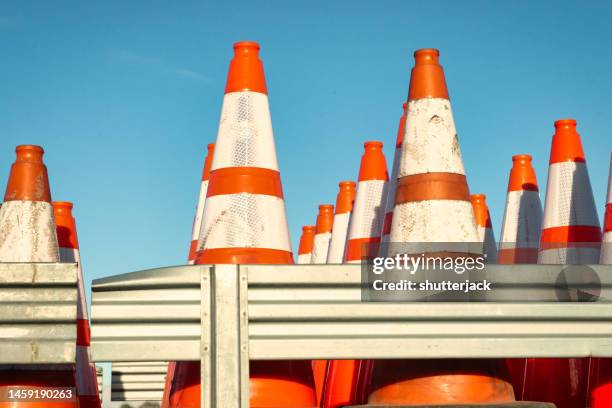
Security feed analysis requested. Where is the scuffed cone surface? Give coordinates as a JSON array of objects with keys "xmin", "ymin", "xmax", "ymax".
[{"xmin": 0, "ymin": 201, "xmax": 59, "ymax": 262}]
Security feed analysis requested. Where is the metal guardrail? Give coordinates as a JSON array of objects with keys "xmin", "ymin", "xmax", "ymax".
[
  {"xmin": 111, "ymin": 361, "xmax": 167, "ymax": 402},
  {"xmin": 90, "ymin": 264, "xmax": 612, "ymax": 408},
  {"xmin": 0, "ymin": 262, "xmax": 77, "ymax": 364}
]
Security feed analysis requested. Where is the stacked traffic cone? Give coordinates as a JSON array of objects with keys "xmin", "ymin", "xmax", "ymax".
[
  {"xmin": 344, "ymin": 141, "xmax": 388, "ymax": 263},
  {"xmin": 297, "ymin": 225, "xmax": 316, "ymax": 264},
  {"xmin": 380, "ymin": 102, "xmax": 407, "ymax": 245},
  {"xmin": 168, "ymin": 41, "xmax": 316, "ymax": 407},
  {"xmin": 326, "ymin": 181, "xmax": 356, "ymax": 263},
  {"xmin": 368, "ymin": 49, "xmax": 516, "ymax": 405},
  {"xmin": 311, "ymin": 204, "xmax": 334, "ymax": 263},
  {"xmin": 523, "ymin": 119, "xmax": 602, "ymax": 408},
  {"xmin": 188, "ymin": 143, "xmax": 215, "ymax": 264},
  {"xmin": 497, "ymin": 154, "xmax": 543, "ymax": 400},
  {"xmin": 599, "ymin": 152, "xmax": 612, "ymax": 264},
  {"xmin": 0, "ymin": 145, "xmax": 77, "ymax": 408},
  {"xmin": 471, "ymin": 194, "xmax": 498, "ymax": 263},
  {"xmin": 498, "ymin": 154, "xmax": 543, "ymax": 265},
  {"xmin": 53, "ymin": 201, "xmax": 101, "ymax": 408}
]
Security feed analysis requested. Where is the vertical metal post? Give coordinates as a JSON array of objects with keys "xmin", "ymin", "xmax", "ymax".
[{"xmin": 201, "ymin": 265, "xmax": 249, "ymax": 408}]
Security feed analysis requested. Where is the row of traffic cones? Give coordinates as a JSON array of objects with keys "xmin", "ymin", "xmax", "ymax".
[{"xmin": 0, "ymin": 146, "xmax": 101, "ymax": 407}]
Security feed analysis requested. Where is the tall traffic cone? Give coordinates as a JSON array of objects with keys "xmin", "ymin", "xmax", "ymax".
[
  {"xmin": 497, "ymin": 155, "xmax": 543, "ymax": 400},
  {"xmin": 471, "ymin": 194, "xmax": 498, "ymax": 262},
  {"xmin": 0, "ymin": 145, "xmax": 77, "ymax": 408},
  {"xmin": 344, "ymin": 141, "xmax": 388, "ymax": 263},
  {"xmin": 599, "ymin": 151, "xmax": 612, "ymax": 264},
  {"xmin": 311, "ymin": 204, "xmax": 334, "ymax": 263},
  {"xmin": 380, "ymin": 102, "xmax": 407, "ymax": 244},
  {"xmin": 297, "ymin": 225, "xmax": 316, "ymax": 264},
  {"xmin": 498, "ymin": 154, "xmax": 543, "ymax": 265},
  {"xmin": 326, "ymin": 181, "xmax": 356, "ymax": 263},
  {"xmin": 368, "ymin": 49, "xmax": 515, "ymax": 405},
  {"xmin": 53, "ymin": 201, "xmax": 101, "ymax": 408},
  {"xmin": 169, "ymin": 41, "xmax": 316, "ymax": 408},
  {"xmin": 187, "ymin": 143, "xmax": 214, "ymax": 264},
  {"xmin": 523, "ymin": 119, "xmax": 602, "ymax": 408}
]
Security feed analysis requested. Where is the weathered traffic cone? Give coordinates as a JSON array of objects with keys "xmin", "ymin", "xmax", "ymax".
[
  {"xmin": 471, "ymin": 194, "xmax": 498, "ymax": 263},
  {"xmin": 497, "ymin": 155, "xmax": 544, "ymax": 400},
  {"xmin": 0, "ymin": 145, "xmax": 77, "ymax": 408},
  {"xmin": 524, "ymin": 119, "xmax": 602, "ymax": 408},
  {"xmin": 344, "ymin": 141, "xmax": 388, "ymax": 263},
  {"xmin": 311, "ymin": 204, "xmax": 334, "ymax": 263},
  {"xmin": 297, "ymin": 225, "xmax": 316, "ymax": 264},
  {"xmin": 368, "ymin": 49, "xmax": 516, "ymax": 405},
  {"xmin": 381, "ymin": 102, "xmax": 407, "ymax": 244},
  {"xmin": 187, "ymin": 143, "xmax": 214, "ymax": 264},
  {"xmin": 326, "ymin": 181, "xmax": 356, "ymax": 263},
  {"xmin": 498, "ymin": 154, "xmax": 543, "ymax": 264},
  {"xmin": 53, "ymin": 201, "xmax": 101, "ymax": 408},
  {"xmin": 169, "ymin": 41, "xmax": 316, "ymax": 408}
]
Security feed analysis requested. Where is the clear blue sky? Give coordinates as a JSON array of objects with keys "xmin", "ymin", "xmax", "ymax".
[{"xmin": 1, "ymin": 1, "xmax": 611, "ymax": 302}]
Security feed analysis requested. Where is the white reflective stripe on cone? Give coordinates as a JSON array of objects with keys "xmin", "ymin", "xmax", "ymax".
[
  {"xmin": 0, "ymin": 201, "xmax": 59, "ymax": 262},
  {"xmin": 327, "ymin": 212, "xmax": 351, "ymax": 263},
  {"xmin": 297, "ymin": 253, "xmax": 312, "ymax": 264},
  {"xmin": 477, "ymin": 226, "xmax": 498, "ymax": 263},
  {"xmin": 198, "ymin": 193, "xmax": 291, "ymax": 251},
  {"xmin": 499, "ymin": 190, "xmax": 542, "ymax": 251},
  {"xmin": 212, "ymin": 92, "xmax": 279, "ymax": 171},
  {"xmin": 400, "ymin": 98, "xmax": 465, "ymax": 177},
  {"xmin": 311, "ymin": 232, "xmax": 332, "ymax": 264},
  {"xmin": 381, "ymin": 146, "xmax": 402, "ymax": 243},
  {"xmin": 600, "ymin": 154, "xmax": 612, "ymax": 264},
  {"xmin": 190, "ymin": 178, "xmax": 210, "ymax": 258},
  {"xmin": 76, "ymin": 345, "xmax": 98, "ymax": 396},
  {"xmin": 542, "ymin": 161, "xmax": 600, "ymax": 229},
  {"xmin": 59, "ymin": 247, "xmax": 88, "ymax": 320},
  {"xmin": 347, "ymin": 180, "xmax": 387, "ymax": 240}
]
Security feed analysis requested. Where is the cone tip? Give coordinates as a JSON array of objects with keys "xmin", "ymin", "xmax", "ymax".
[
  {"xmin": 554, "ymin": 118, "xmax": 577, "ymax": 129},
  {"xmin": 414, "ymin": 48, "xmax": 440, "ymax": 64},
  {"xmin": 302, "ymin": 225, "xmax": 315, "ymax": 232},
  {"xmin": 319, "ymin": 204, "xmax": 334, "ymax": 211},
  {"xmin": 207, "ymin": 143, "xmax": 215, "ymax": 151},
  {"xmin": 551, "ymin": 118, "xmax": 586, "ymax": 163},
  {"xmin": 471, "ymin": 194, "xmax": 486, "ymax": 202},
  {"xmin": 234, "ymin": 41, "xmax": 260, "ymax": 52},
  {"xmin": 364, "ymin": 141, "xmax": 383, "ymax": 149},
  {"xmin": 53, "ymin": 201, "xmax": 73, "ymax": 210},
  {"xmin": 17, "ymin": 145, "xmax": 44, "ymax": 153},
  {"xmin": 512, "ymin": 154, "xmax": 532, "ymax": 163},
  {"xmin": 339, "ymin": 180, "xmax": 356, "ymax": 188}
]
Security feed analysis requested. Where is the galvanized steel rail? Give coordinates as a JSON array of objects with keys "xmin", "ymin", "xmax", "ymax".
[{"xmin": 90, "ymin": 263, "xmax": 612, "ymax": 408}]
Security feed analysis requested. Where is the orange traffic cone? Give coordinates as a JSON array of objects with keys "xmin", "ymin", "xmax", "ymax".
[
  {"xmin": 326, "ymin": 181, "xmax": 356, "ymax": 263},
  {"xmin": 188, "ymin": 143, "xmax": 215, "ymax": 264},
  {"xmin": 0, "ymin": 145, "xmax": 77, "ymax": 408},
  {"xmin": 497, "ymin": 155, "xmax": 543, "ymax": 400},
  {"xmin": 169, "ymin": 41, "xmax": 316, "ymax": 408},
  {"xmin": 311, "ymin": 204, "xmax": 334, "ymax": 263},
  {"xmin": 368, "ymin": 49, "xmax": 515, "ymax": 405},
  {"xmin": 297, "ymin": 225, "xmax": 316, "ymax": 264},
  {"xmin": 498, "ymin": 154, "xmax": 543, "ymax": 264},
  {"xmin": 380, "ymin": 102, "xmax": 407, "ymax": 244},
  {"xmin": 524, "ymin": 119, "xmax": 602, "ymax": 408},
  {"xmin": 471, "ymin": 194, "xmax": 498, "ymax": 263},
  {"xmin": 53, "ymin": 202, "xmax": 101, "ymax": 408},
  {"xmin": 344, "ymin": 141, "xmax": 388, "ymax": 263}
]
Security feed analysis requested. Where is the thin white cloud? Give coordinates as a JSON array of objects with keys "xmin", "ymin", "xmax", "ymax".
[{"xmin": 107, "ymin": 48, "xmax": 213, "ymax": 84}]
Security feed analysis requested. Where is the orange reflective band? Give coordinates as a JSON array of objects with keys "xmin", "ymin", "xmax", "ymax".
[
  {"xmin": 508, "ymin": 154, "xmax": 539, "ymax": 192},
  {"xmin": 315, "ymin": 205, "xmax": 334, "ymax": 234},
  {"xmin": 382, "ymin": 212, "xmax": 393, "ymax": 235},
  {"xmin": 298, "ymin": 226, "xmax": 316, "ymax": 255},
  {"xmin": 225, "ymin": 41, "xmax": 267, "ymax": 95},
  {"xmin": 604, "ymin": 204, "xmax": 612, "ymax": 233},
  {"xmin": 53, "ymin": 202, "xmax": 79, "ymax": 250},
  {"xmin": 196, "ymin": 247, "xmax": 294, "ymax": 265},
  {"xmin": 187, "ymin": 239, "xmax": 198, "ymax": 261},
  {"xmin": 4, "ymin": 145, "xmax": 52, "ymax": 202},
  {"xmin": 335, "ymin": 181, "xmax": 356, "ymax": 214},
  {"xmin": 206, "ymin": 167, "xmax": 284, "ymax": 198},
  {"xmin": 76, "ymin": 318, "xmax": 91, "ymax": 347},
  {"xmin": 540, "ymin": 225, "xmax": 602, "ymax": 249},
  {"xmin": 497, "ymin": 248, "xmax": 539, "ymax": 264},
  {"xmin": 550, "ymin": 119, "xmax": 586, "ymax": 164},
  {"xmin": 408, "ymin": 48, "xmax": 449, "ymax": 101},
  {"xmin": 202, "ymin": 143, "xmax": 215, "ymax": 182},
  {"xmin": 395, "ymin": 173, "xmax": 470, "ymax": 204},
  {"xmin": 345, "ymin": 237, "xmax": 381, "ymax": 262}
]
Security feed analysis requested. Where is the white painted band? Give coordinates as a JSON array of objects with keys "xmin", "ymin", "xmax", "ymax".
[
  {"xmin": 311, "ymin": 232, "xmax": 332, "ymax": 264},
  {"xmin": 347, "ymin": 180, "xmax": 387, "ymax": 241},
  {"xmin": 327, "ymin": 212, "xmax": 351, "ymax": 264}
]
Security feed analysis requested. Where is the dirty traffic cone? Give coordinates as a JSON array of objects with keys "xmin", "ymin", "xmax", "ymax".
[
  {"xmin": 498, "ymin": 154, "xmax": 543, "ymax": 265},
  {"xmin": 523, "ymin": 119, "xmax": 602, "ymax": 408},
  {"xmin": 311, "ymin": 204, "xmax": 334, "ymax": 263},
  {"xmin": 53, "ymin": 201, "xmax": 101, "ymax": 408},
  {"xmin": 0, "ymin": 145, "xmax": 77, "ymax": 408},
  {"xmin": 326, "ymin": 181, "xmax": 356, "ymax": 263},
  {"xmin": 471, "ymin": 194, "xmax": 498, "ymax": 263},
  {"xmin": 169, "ymin": 41, "xmax": 316, "ymax": 408},
  {"xmin": 344, "ymin": 141, "xmax": 388, "ymax": 263},
  {"xmin": 188, "ymin": 143, "xmax": 215, "ymax": 264},
  {"xmin": 297, "ymin": 225, "xmax": 316, "ymax": 264},
  {"xmin": 380, "ymin": 102, "xmax": 407, "ymax": 244},
  {"xmin": 368, "ymin": 49, "xmax": 516, "ymax": 405}
]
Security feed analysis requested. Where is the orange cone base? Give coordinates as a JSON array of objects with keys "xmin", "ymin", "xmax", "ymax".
[
  {"xmin": 196, "ymin": 247, "xmax": 293, "ymax": 264},
  {"xmin": 368, "ymin": 359, "xmax": 515, "ymax": 405},
  {"xmin": 168, "ymin": 361, "xmax": 316, "ymax": 408},
  {"xmin": 0, "ymin": 370, "xmax": 77, "ymax": 408}
]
